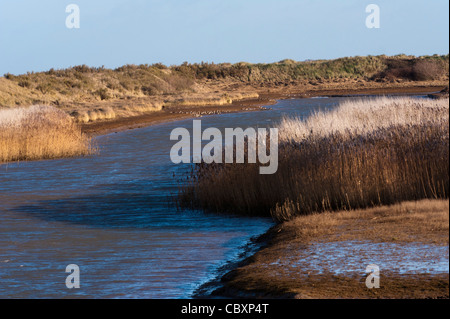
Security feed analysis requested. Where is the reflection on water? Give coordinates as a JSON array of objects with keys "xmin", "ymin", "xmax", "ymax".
[{"xmin": 0, "ymin": 98, "xmax": 341, "ymax": 298}]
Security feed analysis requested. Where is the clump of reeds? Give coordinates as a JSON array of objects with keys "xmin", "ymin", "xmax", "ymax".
[
  {"xmin": 174, "ymin": 92, "xmax": 260, "ymax": 107},
  {"xmin": 71, "ymin": 107, "xmax": 117, "ymax": 123},
  {"xmin": 178, "ymin": 97, "xmax": 449, "ymax": 222},
  {"xmin": 0, "ymin": 105, "xmax": 96, "ymax": 163},
  {"xmin": 278, "ymin": 96, "xmax": 449, "ymax": 142}
]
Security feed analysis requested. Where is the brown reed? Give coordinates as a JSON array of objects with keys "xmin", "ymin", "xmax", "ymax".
[
  {"xmin": 178, "ymin": 97, "xmax": 449, "ymax": 222},
  {"xmin": 0, "ymin": 105, "xmax": 95, "ymax": 163}
]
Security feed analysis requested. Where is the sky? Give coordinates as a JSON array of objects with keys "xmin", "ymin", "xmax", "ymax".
[{"xmin": 0, "ymin": 0, "xmax": 449, "ymax": 75}]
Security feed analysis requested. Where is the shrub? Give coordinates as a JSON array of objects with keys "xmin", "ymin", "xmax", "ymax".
[
  {"xmin": 412, "ymin": 60, "xmax": 444, "ymax": 81},
  {"xmin": 95, "ymin": 88, "xmax": 110, "ymax": 100}
]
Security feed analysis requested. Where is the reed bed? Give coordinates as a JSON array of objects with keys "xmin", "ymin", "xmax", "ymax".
[
  {"xmin": 0, "ymin": 105, "xmax": 95, "ymax": 163},
  {"xmin": 178, "ymin": 97, "xmax": 449, "ymax": 222}
]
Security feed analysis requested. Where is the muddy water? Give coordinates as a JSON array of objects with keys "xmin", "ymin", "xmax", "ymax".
[{"xmin": 0, "ymin": 97, "xmax": 343, "ymax": 298}]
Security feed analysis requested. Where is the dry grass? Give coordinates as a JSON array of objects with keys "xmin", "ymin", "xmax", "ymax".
[
  {"xmin": 69, "ymin": 92, "xmax": 260, "ymax": 123},
  {"xmin": 173, "ymin": 92, "xmax": 260, "ymax": 107},
  {"xmin": 0, "ymin": 105, "xmax": 95, "ymax": 163},
  {"xmin": 280, "ymin": 199, "xmax": 449, "ymax": 244},
  {"xmin": 278, "ymin": 97, "xmax": 449, "ymax": 142},
  {"xmin": 1, "ymin": 55, "xmax": 447, "ymax": 126},
  {"xmin": 70, "ymin": 101, "xmax": 164, "ymax": 123},
  {"xmin": 179, "ymin": 97, "xmax": 449, "ymax": 222}
]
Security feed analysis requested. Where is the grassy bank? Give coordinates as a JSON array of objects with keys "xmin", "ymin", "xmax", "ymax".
[
  {"xmin": 0, "ymin": 54, "xmax": 448, "ymax": 124},
  {"xmin": 0, "ymin": 105, "xmax": 95, "ymax": 163},
  {"xmin": 179, "ymin": 97, "xmax": 449, "ymax": 222}
]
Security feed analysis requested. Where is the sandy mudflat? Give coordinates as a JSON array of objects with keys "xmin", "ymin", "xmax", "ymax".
[{"xmin": 205, "ymin": 200, "xmax": 449, "ymax": 299}]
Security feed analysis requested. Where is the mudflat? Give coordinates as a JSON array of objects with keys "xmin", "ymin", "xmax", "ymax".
[
  {"xmin": 210, "ymin": 200, "xmax": 449, "ymax": 299},
  {"xmin": 81, "ymin": 96, "xmax": 274, "ymax": 135}
]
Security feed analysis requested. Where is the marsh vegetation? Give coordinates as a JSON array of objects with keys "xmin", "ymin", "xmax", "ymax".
[
  {"xmin": 0, "ymin": 105, "xmax": 95, "ymax": 163},
  {"xmin": 179, "ymin": 97, "xmax": 449, "ymax": 222}
]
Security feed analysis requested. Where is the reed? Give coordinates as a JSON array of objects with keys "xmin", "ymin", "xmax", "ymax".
[
  {"xmin": 178, "ymin": 97, "xmax": 449, "ymax": 222},
  {"xmin": 0, "ymin": 105, "xmax": 95, "ymax": 163}
]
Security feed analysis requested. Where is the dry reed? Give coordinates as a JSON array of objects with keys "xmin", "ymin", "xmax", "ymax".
[
  {"xmin": 178, "ymin": 97, "xmax": 449, "ymax": 222},
  {"xmin": 0, "ymin": 105, "xmax": 95, "ymax": 163}
]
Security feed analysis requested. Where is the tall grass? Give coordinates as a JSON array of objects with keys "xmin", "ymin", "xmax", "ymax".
[
  {"xmin": 278, "ymin": 97, "xmax": 449, "ymax": 142},
  {"xmin": 178, "ymin": 97, "xmax": 449, "ymax": 222},
  {"xmin": 0, "ymin": 105, "xmax": 95, "ymax": 162}
]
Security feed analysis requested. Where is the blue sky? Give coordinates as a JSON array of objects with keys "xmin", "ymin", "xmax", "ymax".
[{"xmin": 0, "ymin": 0, "xmax": 448, "ymax": 75}]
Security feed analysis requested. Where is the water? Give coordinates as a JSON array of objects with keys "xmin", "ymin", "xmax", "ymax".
[
  {"xmin": 284, "ymin": 241, "xmax": 449, "ymax": 276},
  {"xmin": 0, "ymin": 97, "xmax": 342, "ymax": 298}
]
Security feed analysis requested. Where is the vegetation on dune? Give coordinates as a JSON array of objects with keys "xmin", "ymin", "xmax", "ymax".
[
  {"xmin": 1, "ymin": 54, "xmax": 448, "ymax": 108},
  {"xmin": 173, "ymin": 54, "xmax": 449, "ymax": 82},
  {"xmin": 178, "ymin": 97, "xmax": 449, "ymax": 222},
  {"xmin": 1, "ymin": 64, "xmax": 196, "ymax": 107}
]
